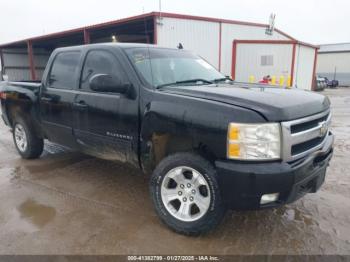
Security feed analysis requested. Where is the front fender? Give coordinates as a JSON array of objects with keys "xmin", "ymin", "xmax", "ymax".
[{"xmin": 139, "ymin": 92, "xmax": 266, "ymax": 173}]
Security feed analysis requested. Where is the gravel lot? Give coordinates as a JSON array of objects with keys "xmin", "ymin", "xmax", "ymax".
[{"xmin": 0, "ymin": 88, "xmax": 349, "ymax": 255}]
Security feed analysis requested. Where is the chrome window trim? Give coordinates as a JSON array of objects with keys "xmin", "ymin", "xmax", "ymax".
[{"xmin": 281, "ymin": 109, "xmax": 331, "ymax": 162}]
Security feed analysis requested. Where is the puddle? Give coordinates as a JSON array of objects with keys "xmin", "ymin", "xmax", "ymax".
[
  {"xmin": 282, "ymin": 208, "xmax": 316, "ymax": 226},
  {"xmin": 17, "ymin": 199, "xmax": 56, "ymax": 228}
]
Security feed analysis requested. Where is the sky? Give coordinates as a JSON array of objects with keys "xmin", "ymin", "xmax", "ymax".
[{"xmin": 0, "ymin": 0, "xmax": 349, "ymax": 45}]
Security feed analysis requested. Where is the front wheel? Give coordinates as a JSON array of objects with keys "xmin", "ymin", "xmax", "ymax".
[
  {"xmin": 12, "ymin": 118, "xmax": 44, "ymax": 159},
  {"xmin": 150, "ymin": 152, "xmax": 226, "ymax": 236}
]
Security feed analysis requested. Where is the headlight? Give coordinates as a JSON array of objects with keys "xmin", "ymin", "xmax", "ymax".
[{"xmin": 227, "ymin": 123, "xmax": 281, "ymax": 160}]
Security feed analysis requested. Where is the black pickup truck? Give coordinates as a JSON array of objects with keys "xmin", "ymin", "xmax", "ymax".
[{"xmin": 0, "ymin": 43, "xmax": 333, "ymax": 235}]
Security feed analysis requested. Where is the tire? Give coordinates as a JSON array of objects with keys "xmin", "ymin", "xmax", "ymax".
[
  {"xmin": 12, "ymin": 117, "xmax": 44, "ymax": 159},
  {"xmin": 150, "ymin": 152, "xmax": 226, "ymax": 236}
]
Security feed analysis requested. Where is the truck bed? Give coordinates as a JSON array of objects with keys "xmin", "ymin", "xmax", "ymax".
[
  {"xmin": 5, "ymin": 81, "xmax": 41, "ymax": 88},
  {"xmin": 0, "ymin": 81, "xmax": 41, "ymax": 92}
]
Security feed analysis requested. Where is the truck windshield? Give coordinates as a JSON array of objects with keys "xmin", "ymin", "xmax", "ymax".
[{"xmin": 125, "ymin": 47, "xmax": 226, "ymax": 88}]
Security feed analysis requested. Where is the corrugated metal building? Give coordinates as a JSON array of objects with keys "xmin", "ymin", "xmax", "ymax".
[
  {"xmin": 233, "ymin": 40, "xmax": 317, "ymax": 90},
  {"xmin": 317, "ymin": 43, "xmax": 350, "ymax": 86},
  {"xmin": 0, "ymin": 12, "xmax": 318, "ymax": 90}
]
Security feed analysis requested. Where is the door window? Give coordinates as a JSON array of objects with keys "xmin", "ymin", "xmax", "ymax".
[
  {"xmin": 80, "ymin": 50, "xmax": 128, "ymax": 91},
  {"xmin": 48, "ymin": 51, "xmax": 80, "ymax": 89}
]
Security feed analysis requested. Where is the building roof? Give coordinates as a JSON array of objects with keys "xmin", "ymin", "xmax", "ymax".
[
  {"xmin": 0, "ymin": 11, "xmax": 297, "ymax": 48},
  {"xmin": 319, "ymin": 43, "xmax": 350, "ymax": 53}
]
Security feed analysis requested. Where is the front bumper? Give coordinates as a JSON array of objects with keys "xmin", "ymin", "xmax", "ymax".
[{"xmin": 216, "ymin": 132, "xmax": 334, "ymax": 210}]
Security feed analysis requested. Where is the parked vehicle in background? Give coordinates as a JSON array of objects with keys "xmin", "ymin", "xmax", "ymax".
[
  {"xmin": 0, "ymin": 43, "xmax": 334, "ymax": 235},
  {"xmin": 324, "ymin": 77, "xmax": 339, "ymax": 88},
  {"xmin": 315, "ymin": 76, "xmax": 327, "ymax": 91},
  {"xmin": 317, "ymin": 76, "xmax": 339, "ymax": 89}
]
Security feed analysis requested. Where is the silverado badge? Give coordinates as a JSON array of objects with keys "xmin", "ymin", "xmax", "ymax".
[{"xmin": 319, "ymin": 121, "xmax": 328, "ymax": 137}]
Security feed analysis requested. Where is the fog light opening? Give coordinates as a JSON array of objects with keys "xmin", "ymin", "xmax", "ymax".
[{"xmin": 260, "ymin": 193, "xmax": 279, "ymax": 205}]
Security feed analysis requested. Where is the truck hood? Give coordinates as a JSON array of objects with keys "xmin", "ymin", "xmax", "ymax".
[{"xmin": 160, "ymin": 83, "xmax": 330, "ymax": 121}]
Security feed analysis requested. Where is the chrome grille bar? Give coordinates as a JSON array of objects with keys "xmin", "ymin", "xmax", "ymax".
[{"xmin": 281, "ymin": 109, "xmax": 331, "ymax": 162}]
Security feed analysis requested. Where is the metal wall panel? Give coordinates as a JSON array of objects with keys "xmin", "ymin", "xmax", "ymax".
[
  {"xmin": 293, "ymin": 45, "xmax": 315, "ymax": 90},
  {"xmin": 34, "ymin": 53, "xmax": 51, "ymax": 68},
  {"xmin": 220, "ymin": 23, "xmax": 290, "ymax": 75},
  {"xmin": 4, "ymin": 68, "xmax": 31, "ymax": 81},
  {"xmin": 2, "ymin": 49, "xmax": 29, "ymax": 67},
  {"xmin": 317, "ymin": 52, "xmax": 350, "ymax": 86},
  {"xmin": 235, "ymin": 43, "xmax": 293, "ymax": 83},
  {"xmin": 1, "ymin": 48, "xmax": 50, "ymax": 81},
  {"xmin": 157, "ymin": 17, "xmax": 220, "ymax": 68}
]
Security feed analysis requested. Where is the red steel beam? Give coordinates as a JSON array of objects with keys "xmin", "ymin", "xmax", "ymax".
[
  {"xmin": 233, "ymin": 39, "xmax": 319, "ymax": 49},
  {"xmin": 84, "ymin": 29, "xmax": 91, "ymax": 44},
  {"xmin": 311, "ymin": 49, "xmax": 318, "ymax": 91},
  {"xmin": 0, "ymin": 49, "xmax": 4, "ymax": 76},
  {"xmin": 218, "ymin": 22, "xmax": 222, "ymax": 71},
  {"xmin": 231, "ymin": 41, "xmax": 237, "ymax": 80},
  {"xmin": 27, "ymin": 41, "xmax": 36, "ymax": 81},
  {"xmin": 153, "ymin": 16, "xmax": 158, "ymax": 44},
  {"xmin": 234, "ymin": 39, "xmax": 295, "ymax": 45},
  {"xmin": 290, "ymin": 43, "xmax": 297, "ymax": 87}
]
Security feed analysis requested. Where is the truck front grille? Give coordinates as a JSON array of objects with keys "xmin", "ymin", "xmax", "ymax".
[
  {"xmin": 291, "ymin": 135, "xmax": 327, "ymax": 156},
  {"xmin": 281, "ymin": 110, "xmax": 331, "ymax": 162},
  {"xmin": 290, "ymin": 113, "xmax": 330, "ymax": 134}
]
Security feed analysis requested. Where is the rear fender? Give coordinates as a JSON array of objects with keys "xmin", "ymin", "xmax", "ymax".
[{"xmin": 0, "ymin": 87, "xmax": 41, "ymax": 137}]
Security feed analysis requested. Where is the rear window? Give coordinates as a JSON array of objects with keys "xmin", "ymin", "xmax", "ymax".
[{"xmin": 48, "ymin": 51, "xmax": 80, "ymax": 89}]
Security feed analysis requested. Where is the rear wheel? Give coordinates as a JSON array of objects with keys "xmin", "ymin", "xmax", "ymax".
[
  {"xmin": 12, "ymin": 118, "xmax": 44, "ymax": 159},
  {"xmin": 150, "ymin": 152, "xmax": 226, "ymax": 236}
]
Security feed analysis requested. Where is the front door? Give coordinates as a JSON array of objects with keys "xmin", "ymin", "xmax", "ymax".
[{"xmin": 73, "ymin": 49, "xmax": 139, "ymax": 165}]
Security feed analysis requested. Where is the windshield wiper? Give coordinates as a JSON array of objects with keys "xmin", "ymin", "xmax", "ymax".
[
  {"xmin": 212, "ymin": 77, "xmax": 233, "ymax": 83},
  {"xmin": 156, "ymin": 78, "xmax": 213, "ymax": 89}
]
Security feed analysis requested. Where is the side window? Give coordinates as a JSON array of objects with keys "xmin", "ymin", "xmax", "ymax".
[
  {"xmin": 48, "ymin": 52, "xmax": 80, "ymax": 89},
  {"xmin": 80, "ymin": 50, "xmax": 128, "ymax": 91}
]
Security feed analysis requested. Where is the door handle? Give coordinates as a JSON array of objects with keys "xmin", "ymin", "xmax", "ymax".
[
  {"xmin": 41, "ymin": 97, "xmax": 53, "ymax": 102},
  {"xmin": 73, "ymin": 101, "xmax": 88, "ymax": 109}
]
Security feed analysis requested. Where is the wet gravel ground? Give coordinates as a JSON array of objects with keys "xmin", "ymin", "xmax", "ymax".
[{"xmin": 0, "ymin": 88, "xmax": 349, "ymax": 255}]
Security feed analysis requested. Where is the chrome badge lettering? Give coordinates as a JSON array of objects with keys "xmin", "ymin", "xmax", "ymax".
[
  {"xmin": 106, "ymin": 132, "xmax": 133, "ymax": 140},
  {"xmin": 319, "ymin": 121, "xmax": 328, "ymax": 137}
]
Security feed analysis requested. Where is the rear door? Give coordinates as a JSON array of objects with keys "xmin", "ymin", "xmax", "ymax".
[
  {"xmin": 40, "ymin": 51, "xmax": 81, "ymax": 147},
  {"xmin": 73, "ymin": 48, "xmax": 139, "ymax": 164}
]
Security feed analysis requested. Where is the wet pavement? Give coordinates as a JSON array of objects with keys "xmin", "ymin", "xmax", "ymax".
[{"xmin": 0, "ymin": 88, "xmax": 350, "ymax": 255}]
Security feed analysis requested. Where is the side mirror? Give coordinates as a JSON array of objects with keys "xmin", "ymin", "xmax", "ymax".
[{"xmin": 89, "ymin": 74, "xmax": 130, "ymax": 94}]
